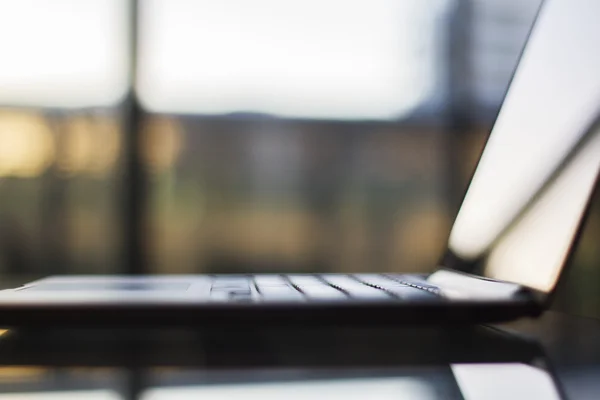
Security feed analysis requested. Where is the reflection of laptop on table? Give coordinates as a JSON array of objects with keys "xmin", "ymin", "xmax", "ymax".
[
  {"xmin": 0, "ymin": 0, "xmax": 599, "ymax": 326},
  {"xmin": 0, "ymin": 325, "xmax": 567, "ymax": 399}
]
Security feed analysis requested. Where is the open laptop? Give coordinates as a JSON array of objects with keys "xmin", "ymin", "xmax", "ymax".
[{"xmin": 0, "ymin": 0, "xmax": 599, "ymax": 326}]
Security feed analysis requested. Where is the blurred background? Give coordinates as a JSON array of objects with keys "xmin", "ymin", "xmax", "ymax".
[{"xmin": 0, "ymin": 0, "xmax": 598, "ymax": 317}]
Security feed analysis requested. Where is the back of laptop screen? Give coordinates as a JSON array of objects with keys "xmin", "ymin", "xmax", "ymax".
[{"xmin": 446, "ymin": 0, "xmax": 600, "ymax": 293}]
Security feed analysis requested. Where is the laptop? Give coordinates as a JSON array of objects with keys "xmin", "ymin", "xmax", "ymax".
[{"xmin": 0, "ymin": 0, "xmax": 599, "ymax": 326}]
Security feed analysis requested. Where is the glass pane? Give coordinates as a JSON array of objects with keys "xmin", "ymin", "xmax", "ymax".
[
  {"xmin": 0, "ymin": 0, "xmax": 128, "ymax": 108},
  {"xmin": 140, "ymin": 0, "xmax": 547, "ymax": 275},
  {"xmin": 138, "ymin": 0, "xmax": 449, "ymax": 120},
  {"xmin": 0, "ymin": 0, "xmax": 127, "ymax": 283}
]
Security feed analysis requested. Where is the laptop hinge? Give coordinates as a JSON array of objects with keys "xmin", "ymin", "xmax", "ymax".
[{"xmin": 427, "ymin": 268, "xmax": 530, "ymax": 300}]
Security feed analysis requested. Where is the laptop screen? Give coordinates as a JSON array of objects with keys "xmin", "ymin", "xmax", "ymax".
[{"xmin": 445, "ymin": 0, "xmax": 600, "ymax": 293}]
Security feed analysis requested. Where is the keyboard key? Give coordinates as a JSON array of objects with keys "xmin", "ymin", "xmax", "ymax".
[
  {"xmin": 211, "ymin": 287, "xmax": 251, "ymax": 295},
  {"xmin": 321, "ymin": 275, "xmax": 391, "ymax": 300},
  {"xmin": 210, "ymin": 290, "xmax": 230, "ymax": 302},
  {"xmin": 287, "ymin": 276, "xmax": 347, "ymax": 301},
  {"xmin": 257, "ymin": 286, "xmax": 305, "ymax": 302},
  {"xmin": 383, "ymin": 286, "xmax": 438, "ymax": 300},
  {"xmin": 354, "ymin": 274, "xmax": 409, "ymax": 289},
  {"xmin": 229, "ymin": 292, "xmax": 253, "ymax": 302},
  {"xmin": 299, "ymin": 286, "xmax": 347, "ymax": 300},
  {"xmin": 210, "ymin": 288, "xmax": 253, "ymax": 302},
  {"xmin": 253, "ymin": 275, "xmax": 288, "ymax": 286},
  {"xmin": 386, "ymin": 274, "xmax": 439, "ymax": 293},
  {"xmin": 286, "ymin": 275, "xmax": 324, "ymax": 286},
  {"xmin": 211, "ymin": 277, "xmax": 251, "ymax": 290},
  {"xmin": 354, "ymin": 274, "xmax": 439, "ymax": 300}
]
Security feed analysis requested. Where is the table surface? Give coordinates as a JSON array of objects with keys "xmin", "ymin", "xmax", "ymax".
[{"xmin": 0, "ymin": 310, "xmax": 598, "ymax": 399}]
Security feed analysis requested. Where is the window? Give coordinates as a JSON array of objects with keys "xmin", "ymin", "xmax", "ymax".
[
  {"xmin": 138, "ymin": 0, "xmax": 450, "ymax": 120},
  {"xmin": 0, "ymin": 0, "xmax": 127, "ymax": 108}
]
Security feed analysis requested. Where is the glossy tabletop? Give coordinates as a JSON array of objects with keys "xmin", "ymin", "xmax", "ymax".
[{"xmin": 0, "ymin": 311, "xmax": 597, "ymax": 399}]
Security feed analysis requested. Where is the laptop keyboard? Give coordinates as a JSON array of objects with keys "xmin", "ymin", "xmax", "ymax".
[{"xmin": 209, "ymin": 274, "xmax": 440, "ymax": 303}]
